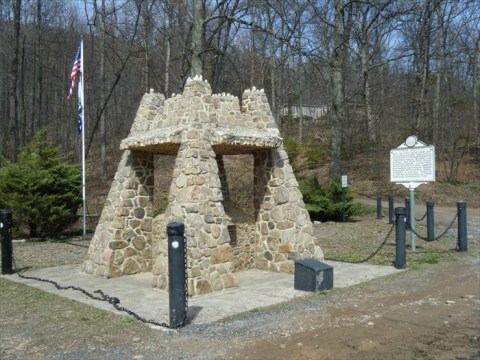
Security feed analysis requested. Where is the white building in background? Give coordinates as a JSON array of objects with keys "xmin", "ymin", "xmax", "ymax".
[{"xmin": 279, "ymin": 104, "xmax": 328, "ymax": 119}]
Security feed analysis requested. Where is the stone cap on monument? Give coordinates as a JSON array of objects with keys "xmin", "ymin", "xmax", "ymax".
[{"xmin": 120, "ymin": 76, "xmax": 282, "ymax": 155}]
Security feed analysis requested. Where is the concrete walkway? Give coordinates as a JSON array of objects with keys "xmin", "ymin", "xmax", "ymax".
[{"xmin": 2, "ymin": 261, "xmax": 403, "ymax": 328}]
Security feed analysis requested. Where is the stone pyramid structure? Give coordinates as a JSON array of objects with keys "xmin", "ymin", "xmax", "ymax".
[{"xmin": 83, "ymin": 76, "xmax": 323, "ymax": 296}]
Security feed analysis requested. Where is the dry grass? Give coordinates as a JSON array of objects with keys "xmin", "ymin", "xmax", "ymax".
[{"xmin": 315, "ymin": 212, "xmax": 475, "ymax": 268}]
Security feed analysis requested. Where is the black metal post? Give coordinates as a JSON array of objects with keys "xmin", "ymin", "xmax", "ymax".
[
  {"xmin": 388, "ymin": 195, "xmax": 394, "ymax": 224},
  {"xmin": 395, "ymin": 207, "xmax": 407, "ymax": 269},
  {"xmin": 167, "ymin": 222, "xmax": 187, "ymax": 328},
  {"xmin": 377, "ymin": 195, "xmax": 382, "ymax": 219},
  {"xmin": 457, "ymin": 201, "xmax": 467, "ymax": 252},
  {"xmin": 405, "ymin": 197, "xmax": 409, "ymax": 223},
  {"xmin": 1, "ymin": 210, "xmax": 13, "ymax": 275},
  {"xmin": 427, "ymin": 200, "xmax": 434, "ymax": 241}
]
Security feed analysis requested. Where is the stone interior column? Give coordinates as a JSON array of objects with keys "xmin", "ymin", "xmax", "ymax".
[{"xmin": 152, "ymin": 138, "xmax": 238, "ymax": 296}]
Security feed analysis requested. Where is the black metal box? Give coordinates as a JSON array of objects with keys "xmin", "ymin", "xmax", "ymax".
[{"xmin": 294, "ymin": 259, "xmax": 333, "ymax": 292}]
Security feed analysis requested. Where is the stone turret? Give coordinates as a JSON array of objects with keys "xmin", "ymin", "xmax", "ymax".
[{"xmin": 83, "ymin": 76, "xmax": 323, "ymax": 296}]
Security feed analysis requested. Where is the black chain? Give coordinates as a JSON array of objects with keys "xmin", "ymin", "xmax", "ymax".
[
  {"xmin": 181, "ymin": 235, "xmax": 189, "ymax": 327},
  {"xmin": 415, "ymin": 211, "xmax": 427, "ymax": 222},
  {"xmin": 407, "ymin": 213, "xmax": 458, "ymax": 242},
  {"xmin": 325, "ymin": 222, "xmax": 395, "ymax": 264},
  {"xmin": 11, "ymin": 252, "xmax": 174, "ymax": 329}
]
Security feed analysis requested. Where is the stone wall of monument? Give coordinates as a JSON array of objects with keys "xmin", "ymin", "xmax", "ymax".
[
  {"xmin": 253, "ymin": 148, "xmax": 323, "ymax": 273},
  {"xmin": 83, "ymin": 151, "xmax": 155, "ymax": 277}
]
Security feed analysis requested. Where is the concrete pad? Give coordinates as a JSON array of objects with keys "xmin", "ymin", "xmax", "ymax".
[{"xmin": 2, "ymin": 261, "xmax": 403, "ymax": 327}]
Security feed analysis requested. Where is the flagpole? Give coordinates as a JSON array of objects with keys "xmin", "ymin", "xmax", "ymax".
[{"xmin": 80, "ymin": 37, "xmax": 86, "ymax": 237}]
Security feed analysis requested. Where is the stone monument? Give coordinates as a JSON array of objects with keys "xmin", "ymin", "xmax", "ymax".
[{"xmin": 83, "ymin": 76, "xmax": 324, "ymax": 296}]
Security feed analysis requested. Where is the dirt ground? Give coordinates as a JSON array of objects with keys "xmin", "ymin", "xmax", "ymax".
[
  {"xmin": 1, "ymin": 206, "xmax": 479, "ymax": 359},
  {"xmin": 1, "ymin": 253, "xmax": 478, "ymax": 359},
  {"xmin": 223, "ymin": 257, "xmax": 480, "ymax": 360}
]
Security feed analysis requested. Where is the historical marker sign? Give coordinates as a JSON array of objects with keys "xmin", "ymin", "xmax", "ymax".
[
  {"xmin": 390, "ymin": 135, "xmax": 435, "ymax": 252},
  {"xmin": 390, "ymin": 135, "xmax": 435, "ymax": 188}
]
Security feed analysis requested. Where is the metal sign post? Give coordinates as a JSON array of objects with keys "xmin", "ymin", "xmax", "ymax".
[
  {"xmin": 409, "ymin": 188, "xmax": 416, "ymax": 251},
  {"xmin": 390, "ymin": 135, "xmax": 435, "ymax": 252},
  {"xmin": 341, "ymin": 175, "xmax": 347, "ymax": 222}
]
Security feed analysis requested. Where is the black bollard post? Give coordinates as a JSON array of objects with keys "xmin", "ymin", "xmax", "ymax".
[
  {"xmin": 404, "ymin": 197, "xmax": 409, "ymax": 223},
  {"xmin": 377, "ymin": 195, "xmax": 383, "ymax": 219},
  {"xmin": 395, "ymin": 207, "xmax": 407, "ymax": 269},
  {"xmin": 388, "ymin": 195, "xmax": 394, "ymax": 224},
  {"xmin": 1, "ymin": 210, "xmax": 13, "ymax": 275},
  {"xmin": 427, "ymin": 200, "xmax": 434, "ymax": 241},
  {"xmin": 167, "ymin": 222, "xmax": 187, "ymax": 328},
  {"xmin": 457, "ymin": 201, "xmax": 467, "ymax": 252}
]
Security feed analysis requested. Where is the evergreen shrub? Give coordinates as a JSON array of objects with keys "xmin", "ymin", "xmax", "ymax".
[
  {"xmin": 0, "ymin": 129, "xmax": 82, "ymax": 237},
  {"xmin": 284, "ymin": 137, "xmax": 328, "ymax": 171},
  {"xmin": 299, "ymin": 176, "xmax": 365, "ymax": 222}
]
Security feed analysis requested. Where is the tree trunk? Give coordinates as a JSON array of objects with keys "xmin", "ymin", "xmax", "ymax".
[
  {"xmin": 34, "ymin": 0, "xmax": 43, "ymax": 137},
  {"xmin": 297, "ymin": 55, "xmax": 304, "ymax": 141},
  {"xmin": 268, "ymin": 9, "xmax": 277, "ymax": 121},
  {"xmin": 414, "ymin": 0, "xmax": 434, "ymax": 130},
  {"xmin": 96, "ymin": 0, "xmax": 107, "ymax": 181},
  {"xmin": 329, "ymin": 0, "xmax": 348, "ymax": 180},
  {"xmin": 163, "ymin": 1, "xmax": 173, "ymax": 97},
  {"xmin": 191, "ymin": 0, "xmax": 204, "ymax": 77},
  {"xmin": 141, "ymin": 1, "xmax": 156, "ymax": 93},
  {"xmin": 361, "ymin": 43, "xmax": 376, "ymax": 143},
  {"xmin": 250, "ymin": 6, "xmax": 256, "ymax": 87},
  {"xmin": 143, "ymin": 30, "xmax": 150, "ymax": 92},
  {"xmin": 165, "ymin": 31, "xmax": 171, "ymax": 95},
  {"xmin": 433, "ymin": 1, "xmax": 444, "ymax": 147},
  {"xmin": 474, "ymin": 35, "xmax": 480, "ymax": 142},
  {"xmin": 8, "ymin": 0, "xmax": 22, "ymax": 161}
]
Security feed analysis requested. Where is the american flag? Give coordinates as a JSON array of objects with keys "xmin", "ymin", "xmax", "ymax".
[
  {"xmin": 77, "ymin": 84, "xmax": 83, "ymax": 134},
  {"xmin": 67, "ymin": 44, "xmax": 82, "ymax": 100}
]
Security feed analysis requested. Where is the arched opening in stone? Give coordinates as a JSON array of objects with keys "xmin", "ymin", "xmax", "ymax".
[
  {"xmin": 217, "ymin": 154, "xmax": 256, "ymax": 271},
  {"xmin": 220, "ymin": 154, "xmax": 254, "ymax": 223},
  {"xmin": 153, "ymin": 154, "xmax": 176, "ymax": 216}
]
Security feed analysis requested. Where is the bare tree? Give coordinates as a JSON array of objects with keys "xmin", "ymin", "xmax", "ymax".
[
  {"xmin": 351, "ymin": 0, "xmax": 404, "ymax": 144},
  {"xmin": 475, "ymin": 34, "xmax": 480, "ymax": 142},
  {"xmin": 191, "ymin": 0, "xmax": 204, "ymax": 76},
  {"xmin": 412, "ymin": 0, "xmax": 434, "ymax": 131},
  {"xmin": 6, "ymin": 0, "xmax": 22, "ymax": 162},
  {"xmin": 329, "ymin": 0, "xmax": 352, "ymax": 180},
  {"xmin": 92, "ymin": 0, "xmax": 108, "ymax": 181}
]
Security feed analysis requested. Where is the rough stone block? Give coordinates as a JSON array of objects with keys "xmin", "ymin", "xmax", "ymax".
[
  {"xmin": 278, "ymin": 244, "xmax": 291, "ymax": 253},
  {"xmin": 222, "ymin": 274, "xmax": 238, "ymax": 289},
  {"xmin": 195, "ymin": 279, "xmax": 213, "ymax": 295},
  {"xmin": 123, "ymin": 258, "xmax": 140, "ymax": 274},
  {"xmin": 109, "ymin": 240, "xmax": 128, "ymax": 250},
  {"xmin": 211, "ymin": 244, "xmax": 234, "ymax": 264}
]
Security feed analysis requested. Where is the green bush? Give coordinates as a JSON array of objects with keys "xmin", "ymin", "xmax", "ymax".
[
  {"xmin": 303, "ymin": 143, "xmax": 328, "ymax": 167},
  {"xmin": 283, "ymin": 137, "xmax": 301, "ymax": 165},
  {"xmin": 299, "ymin": 176, "xmax": 363, "ymax": 222},
  {"xmin": 284, "ymin": 137, "xmax": 327, "ymax": 170},
  {"xmin": 0, "ymin": 129, "xmax": 82, "ymax": 237}
]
